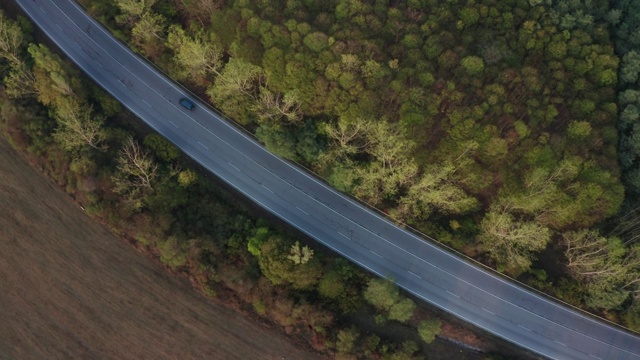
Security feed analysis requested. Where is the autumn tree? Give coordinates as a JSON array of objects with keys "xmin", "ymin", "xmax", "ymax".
[
  {"xmin": 254, "ymin": 88, "xmax": 302, "ymax": 125},
  {"xmin": 286, "ymin": 241, "xmax": 314, "ymax": 265},
  {"xmin": 3, "ymin": 62, "xmax": 36, "ymax": 98},
  {"xmin": 171, "ymin": 0, "xmax": 222, "ymax": 27},
  {"xmin": 53, "ymin": 97, "xmax": 107, "ymax": 152},
  {"xmin": 166, "ymin": 24, "xmax": 222, "ymax": 83},
  {"xmin": 479, "ymin": 206, "xmax": 551, "ymax": 274},
  {"xmin": 563, "ymin": 230, "xmax": 640, "ymax": 309},
  {"xmin": 0, "ymin": 12, "xmax": 35, "ymax": 98},
  {"xmin": 28, "ymin": 43, "xmax": 80, "ymax": 106},
  {"xmin": 114, "ymin": 0, "xmax": 157, "ymax": 26},
  {"xmin": 207, "ymin": 57, "xmax": 264, "ymax": 124},
  {"xmin": 496, "ymin": 159, "xmax": 606, "ymax": 230},
  {"xmin": 131, "ymin": 12, "xmax": 166, "ymax": 56},
  {"xmin": 353, "ymin": 120, "xmax": 418, "ymax": 205},
  {"xmin": 0, "ymin": 11, "xmax": 25, "ymax": 66},
  {"xmin": 321, "ymin": 116, "xmax": 371, "ymax": 160},
  {"xmin": 112, "ymin": 136, "xmax": 159, "ymax": 211},
  {"xmin": 397, "ymin": 161, "xmax": 479, "ymax": 222}
]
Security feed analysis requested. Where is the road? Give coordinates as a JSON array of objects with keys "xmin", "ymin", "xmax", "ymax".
[{"xmin": 16, "ymin": 1, "xmax": 640, "ymax": 359}]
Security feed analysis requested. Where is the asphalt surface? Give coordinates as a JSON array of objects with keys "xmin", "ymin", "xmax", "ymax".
[{"xmin": 16, "ymin": 1, "xmax": 640, "ymax": 359}]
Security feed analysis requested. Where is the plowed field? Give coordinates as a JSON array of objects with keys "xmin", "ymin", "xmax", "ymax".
[{"xmin": 0, "ymin": 137, "xmax": 321, "ymax": 360}]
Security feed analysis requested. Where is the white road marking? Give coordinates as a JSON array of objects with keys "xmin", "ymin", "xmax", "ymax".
[
  {"xmin": 260, "ymin": 184, "xmax": 273, "ymax": 193},
  {"xmin": 369, "ymin": 250, "xmax": 383, "ymax": 258},
  {"xmin": 228, "ymin": 163, "xmax": 240, "ymax": 172},
  {"xmin": 446, "ymin": 290, "xmax": 460, "ymax": 299},
  {"xmin": 408, "ymin": 271, "xmax": 422, "ymax": 279},
  {"xmin": 338, "ymin": 232, "xmax": 349, "ymax": 240},
  {"xmin": 168, "ymin": 120, "xmax": 178, "ymax": 128},
  {"xmin": 142, "ymin": 99, "xmax": 150, "ymax": 107},
  {"xmin": 56, "ymin": 24, "xmax": 62, "ymax": 30},
  {"xmin": 589, "ymin": 355, "xmax": 602, "ymax": 360},
  {"xmin": 197, "ymin": 141, "xmax": 208, "ymax": 150},
  {"xmin": 481, "ymin": 308, "xmax": 495, "ymax": 316},
  {"xmin": 554, "ymin": 340, "xmax": 567, "ymax": 347},
  {"xmin": 296, "ymin": 207, "xmax": 309, "ymax": 216},
  {"xmin": 518, "ymin": 324, "xmax": 531, "ymax": 332}
]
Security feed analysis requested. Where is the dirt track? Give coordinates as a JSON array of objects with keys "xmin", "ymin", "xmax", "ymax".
[{"xmin": 0, "ymin": 136, "xmax": 321, "ymax": 360}]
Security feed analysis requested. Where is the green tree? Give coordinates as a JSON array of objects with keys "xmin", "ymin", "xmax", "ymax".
[
  {"xmin": 438, "ymin": 49, "xmax": 459, "ymax": 71},
  {"xmin": 387, "ymin": 297, "xmax": 416, "ymax": 323},
  {"xmin": 364, "ymin": 277, "xmax": 415, "ymax": 323},
  {"xmin": 567, "ymin": 120, "xmax": 592, "ymax": 140},
  {"xmin": 547, "ymin": 39, "xmax": 568, "ymax": 59},
  {"xmin": 257, "ymin": 236, "xmax": 322, "ymax": 289},
  {"xmin": 364, "ymin": 278, "xmax": 398, "ymax": 311},
  {"xmin": 460, "ymin": 56, "xmax": 485, "ymax": 76},
  {"xmin": 255, "ymin": 123, "xmax": 298, "ymax": 160},
  {"xmin": 247, "ymin": 226, "xmax": 271, "ymax": 256},
  {"xmin": 302, "ymin": 31, "xmax": 328, "ymax": 52},
  {"xmin": 144, "ymin": 133, "xmax": 180, "ymax": 162},
  {"xmin": 459, "ymin": 7, "xmax": 480, "ymax": 27},
  {"xmin": 621, "ymin": 51, "xmax": 640, "ymax": 85},
  {"xmin": 417, "ymin": 319, "xmax": 442, "ymax": 344},
  {"xmin": 336, "ymin": 327, "xmax": 359, "ymax": 354},
  {"xmin": 177, "ymin": 169, "xmax": 198, "ymax": 187},
  {"xmin": 157, "ymin": 235, "xmax": 187, "ymax": 269},
  {"xmin": 318, "ymin": 270, "xmax": 346, "ymax": 299}
]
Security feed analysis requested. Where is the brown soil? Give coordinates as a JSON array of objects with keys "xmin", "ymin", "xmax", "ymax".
[{"xmin": 0, "ymin": 136, "xmax": 322, "ymax": 360}]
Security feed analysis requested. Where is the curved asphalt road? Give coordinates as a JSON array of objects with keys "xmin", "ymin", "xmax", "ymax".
[{"xmin": 16, "ymin": 1, "xmax": 640, "ymax": 359}]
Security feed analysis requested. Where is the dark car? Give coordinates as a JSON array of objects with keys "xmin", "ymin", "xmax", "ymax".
[{"xmin": 179, "ymin": 98, "xmax": 195, "ymax": 110}]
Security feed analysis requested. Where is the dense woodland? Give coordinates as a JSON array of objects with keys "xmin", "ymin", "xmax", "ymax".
[{"xmin": 1, "ymin": 0, "xmax": 640, "ymax": 358}]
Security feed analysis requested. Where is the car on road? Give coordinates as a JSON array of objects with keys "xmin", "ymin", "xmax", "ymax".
[{"xmin": 180, "ymin": 98, "xmax": 195, "ymax": 110}]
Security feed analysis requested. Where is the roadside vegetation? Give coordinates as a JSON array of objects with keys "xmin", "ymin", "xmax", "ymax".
[
  {"xmin": 78, "ymin": 0, "xmax": 640, "ymax": 327},
  {"xmin": 1, "ymin": 0, "xmax": 640, "ymax": 358},
  {"xmin": 0, "ymin": 4, "xmax": 496, "ymax": 359}
]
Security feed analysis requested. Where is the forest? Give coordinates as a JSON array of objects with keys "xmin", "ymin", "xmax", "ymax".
[{"xmin": 1, "ymin": 0, "xmax": 640, "ymax": 358}]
